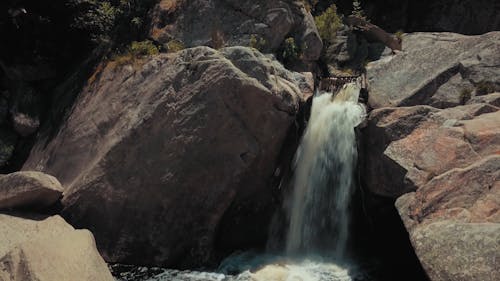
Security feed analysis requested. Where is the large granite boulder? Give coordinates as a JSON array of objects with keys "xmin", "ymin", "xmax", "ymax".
[
  {"xmin": 364, "ymin": 104, "xmax": 499, "ymax": 197},
  {"xmin": 396, "ymin": 156, "xmax": 500, "ymax": 281},
  {"xmin": 23, "ymin": 46, "xmax": 312, "ymax": 267},
  {"xmin": 0, "ymin": 214, "xmax": 113, "ymax": 281},
  {"xmin": 367, "ymin": 32, "xmax": 499, "ymax": 109},
  {"xmin": 0, "ymin": 171, "xmax": 63, "ymax": 210},
  {"xmin": 149, "ymin": 0, "xmax": 322, "ymax": 63},
  {"xmin": 363, "ymin": 31, "xmax": 500, "ymax": 281}
]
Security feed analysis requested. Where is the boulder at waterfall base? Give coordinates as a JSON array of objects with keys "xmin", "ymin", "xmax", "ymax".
[
  {"xmin": 0, "ymin": 171, "xmax": 63, "ymax": 210},
  {"xmin": 0, "ymin": 214, "xmax": 113, "ymax": 281},
  {"xmin": 23, "ymin": 46, "xmax": 312, "ymax": 267}
]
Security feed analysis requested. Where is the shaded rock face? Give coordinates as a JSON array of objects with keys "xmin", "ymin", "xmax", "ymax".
[
  {"xmin": 0, "ymin": 171, "xmax": 62, "ymax": 210},
  {"xmin": 363, "ymin": 31, "xmax": 500, "ymax": 281},
  {"xmin": 367, "ymin": 32, "xmax": 499, "ymax": 109},
  {"xmin": 0, "ymin": 214, "xmax": 113, "ymax": 281},
  {"xmin": 23, "ymin": 46, "xmax": 311, "ymax": 267},
  {"xmin": 149, "ymin": 0, "xmax": 322, "ymax": 63},
  {"xmin": 360, "ymin": 0, "xmax": 500, "ymax": 35}
]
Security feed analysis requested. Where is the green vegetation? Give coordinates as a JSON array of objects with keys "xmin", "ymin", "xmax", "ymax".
[
  {"xmin": 129, "ymin": 40, "xmax": 159, "ymax": 56},
  {"xmin": 314, "ymin": 4, "xmax": 342, "ymax": 45},
  {"xmin": 249, "ymin": 34, "xmax": 267, "ymax": 51},
  {"xmin": 0, "ymin": 143, "xmax": 14, "ymax": 165},
  {"xmin": 342, "ymin": 68, "xmax": 355, "ymax": 75},
  {"xmin": 68, "ymin": 0, "xmax": 157, "ymax": 44},
  {"xmin": 282, "ymin": 37, "xmax": 300, "ymax": 61},
  {"xmin": 351, "ymin": 0, "xmax": 367, "ymax": 20},
  {"xmin": 475, "ymin": 81, "xmax": 496, "ymax": 96},
  {"xmin": 395, "ymin": 30, "xmax": 404, "ymax": 41},
  {"xmin": 112, "ymin": 40, "xmax": 159, "ymax": 66},
  {"xmin": 166, "ymin": 39, "xmax": 185, "ymax": 53},
  {"xmin": 459, "ymin": 88, "xmax": 472, "ymax": 104}
]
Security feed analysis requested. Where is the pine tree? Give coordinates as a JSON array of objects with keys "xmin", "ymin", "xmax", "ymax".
[{"xmin": 352, "ymin": 0, "xmax": 366, "ymax": 20}]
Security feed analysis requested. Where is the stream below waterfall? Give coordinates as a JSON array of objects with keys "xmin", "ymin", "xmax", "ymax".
[{"xmin": 112, "ymin": 83, "xmax": 386, "ymax": 281}]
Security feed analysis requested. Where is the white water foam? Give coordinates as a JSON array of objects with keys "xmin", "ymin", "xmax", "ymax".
[{"xmin": 286, "ymin": 82, "xmax": 365, "ymax": 259}]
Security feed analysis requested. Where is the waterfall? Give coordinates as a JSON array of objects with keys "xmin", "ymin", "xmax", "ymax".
[
  {"xmin": 135, "ymin": 83, "xmax": 369, "ymax": 281},
  {"xmin": 286, "ymin": 82, "xmax": 366, "ymax": 259}
]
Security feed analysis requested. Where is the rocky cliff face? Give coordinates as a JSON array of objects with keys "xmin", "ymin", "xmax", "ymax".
[
  {"xmin": 363, "ymin": 31, "xmax": 500, "ymax": 281},
  {"xmin": 316, "ymin": 0, "xmax": 500, "ymax": 35},
  {"xmin": 149, "ymin": 0, "xmax": 322, "ymax": 67},
  {"xmin": 1, "ymin": 1, "xmax": 499, "ymax": 280}
]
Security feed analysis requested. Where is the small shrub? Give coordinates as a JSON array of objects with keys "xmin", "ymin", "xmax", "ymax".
[
  {"xmin": 395, "ymin": 30, "xmax": 404, "ymax": 42},
  {"xmin": 0, "ymin": 143, "xmax": 14, "ymax": 165},
  {"xmin": 111, "ymin": 40, "xmax": 159, "ymax": 66},
  {"xmin": 68, "ymin": 0, "xmax": 157, "ymax": 45},
  {"xmin": 282, "ymin": 37, "xmax": 299, "ymax": 61},
  {"xmin": 351, "ymin": 0, "xmax": 367, "ymax": 20},
  {"xmin": 342, "ymin": 68, "xmax": 355, "ymax": 76},
  {"xmin": 166, "ymin": 39, "xmax": 185, "ymax": 53},
  {"xmin": 459, "ymin": 88, "xmax": 472, "ymax": 104},
  {"xmin": 129, "ymin": 40, "xmax": 159, "ymax": 57},
  {"xmin": 131, "ymin": 17, "xmax": 143, "ymax": 28},
  {"xmin": 314, "ymin": 4, "xmax": 342, "ymax": 45},
  {"xmin": 69, "ymin": 0, "xmax": 118, "ymax": 43},
  {"xmin": 475, "ymin": 81, "xmax": 496, "ymax": 96},
  {"xmin": 249, "ymin": 34, "xmax": 267, "ymax": 51}
]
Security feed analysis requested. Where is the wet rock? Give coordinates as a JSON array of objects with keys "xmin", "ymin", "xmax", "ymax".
[
  {"xmin": 0, "ymin": 214, "xmax": 113, "ymax": 281},
  {"xmin": 0, "ymin": 171, "xmax": 62, "ymax": 211},
  {"xmin": 367, "ymin": 32, "xmax": 500, "ymax": 109},
  {"xmin": 23, "ymin": 46, "xmax": 311, "ymax": 267}
]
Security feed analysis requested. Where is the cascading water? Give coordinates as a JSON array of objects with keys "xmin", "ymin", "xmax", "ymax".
[
  {"xmin": 132, "ymin": 83, "xmax": 368, "ymax": 281},
  {"xmin": 286, "ymin": 82, "xmax": 366, "ymax": 259}
]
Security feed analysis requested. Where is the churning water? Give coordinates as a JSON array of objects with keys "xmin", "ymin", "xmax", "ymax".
[{"xmin": 286, "ymin": 82, "xmax": 366, "ymax": 259}]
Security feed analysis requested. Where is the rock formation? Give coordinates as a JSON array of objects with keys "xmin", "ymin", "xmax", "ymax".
[
  {"xmin": 0, "ymin": 214, "xmax": 113, "ymax": 281},
  {"xmin": 0, "ymin": 171, "xmax": 62, "ymax": 210},
  {"xmin": 23, "ymin": 46, "xmax": 312, "ymax": 267},
  {"xmin": 363, "ymin": 31, "xmax": 500, "ymax": 281},
  {"xmin": 149, "ymin": 0, "xmax": 322, "ymax": 64}
]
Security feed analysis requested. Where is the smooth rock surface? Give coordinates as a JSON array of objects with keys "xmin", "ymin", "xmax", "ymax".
[
  {"xmin": 0, "ymin": 214, "xmax": 113, "ymax": 281},
  {"xmin": 23, "ymin": 46, "xmax": 311, "ymax": 267},
  {"xmin": 0, "ymin": 171, "xmax": 63, "ymax": 210},
  {"xmin": 367, "ymin": 32, "xmax": 500, "ymax": 109}
]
